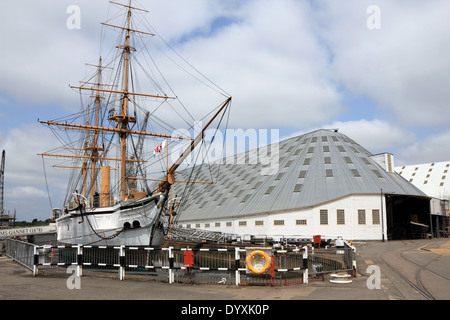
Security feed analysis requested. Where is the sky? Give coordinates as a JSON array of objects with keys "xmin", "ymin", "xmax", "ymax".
[{"xmin": 1, "ymin": 0, "xmax": 450, "ymax": 221}]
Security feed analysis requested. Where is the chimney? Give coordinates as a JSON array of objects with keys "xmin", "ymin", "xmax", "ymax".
[
  {"xmin": 101, "ymin": 166, "xmax": 111, "ymax": 207},
  {"xmin": 369, "ymin": 153, "xmax": 394, "ymax": 173}
]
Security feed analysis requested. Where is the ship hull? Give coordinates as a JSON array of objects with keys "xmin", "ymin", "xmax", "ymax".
[{"xmin": 56, "ymin": 194, "xmax": 165, "ymax": 247}]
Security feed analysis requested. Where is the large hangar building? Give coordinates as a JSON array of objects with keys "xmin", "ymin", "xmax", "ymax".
[
  {"xmin": 396, "ymin": 161, "xmax": 450, "ymax": 238},
  {"xmin": 172, "ymin": 129, "xmax": 431, "ymax": 241}
]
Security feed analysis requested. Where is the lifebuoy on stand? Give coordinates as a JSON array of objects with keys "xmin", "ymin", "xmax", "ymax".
[{"xmin": 246, "ymin": 250, "xmax": 271, "ymax": 275}]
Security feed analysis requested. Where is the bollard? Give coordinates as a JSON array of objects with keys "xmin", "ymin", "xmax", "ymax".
[
  {"xmin": 168, "ymin": 247, "xmax": 174, "ymax": 284},
  {"xmin": 302, "ymin": 246, "xmax": 308, "ymax": 284},
  {"xmin": 119, "ymin": 246, "xmax": 125, "ymax": 281},
  {"xmin": 77, "ymin": 244, "xmax": 83, "ymax": 278},
  {"xmin": 33, "ymin": 245, "xmax": 39, "ymax": 277},
  {"xmin": 235, "ymin": 247, "xmax": 241, "ymax": 286}
]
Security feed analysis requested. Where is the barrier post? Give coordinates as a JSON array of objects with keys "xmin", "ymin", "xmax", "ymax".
[
  {"xmin": 119, "ymin": 246, "xmax": 125, "ymax": 281},
  {"xmin": 235, "ymin": 247, "xmax": 240, "ymax": 286},
  {"xmin": 33, "ymin": 245, "xmax": 39, "ymax": 277},
  {"xmin": 302, "ymin": 246, "xmax": 308, "ymax": 284},
  {"xmin": 168, "ymin": 247, "xmax": 174, "ymax": 284},
  {"xmin": 77, "ymin": 244, "xmax": 83, "ymax": 278}
]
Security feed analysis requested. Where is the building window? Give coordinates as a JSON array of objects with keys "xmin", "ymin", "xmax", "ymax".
[
  {"xmin": 298, "ymin": 170, "xmax": 307, "ymax": 178},
  {"xmin": 326, "ymin": 169, "xmax": 334, "ymax": 177},
  {"xmin": 265, "ymin": 186, "xmax": 275, "ymax": 195},
  {"xmin": 320, "ymin": 210, "xmax": 328, "ymax": 225},
  {"xmin": 215, "ymin": 222, "xmax": 221, "ymax": 227},
  {"xmin": 351, "ymin": 169, "xmax": 361, "ymax": 177},
  {"xmin": 238, "ymin": 221, "xmax": 247, "ymax": 227},
  {"xmin": 372, "ymin": 209, "xmax": 380, "ymax": 225},
  {"xmin": 241, "ymin": 194, "xmax": 252, "ymax": 203},
  {"xmin": 324, "ymin": 157, "xmax": 331, "ymax": 164},
  {"xmin": 274, "ymin": 220, "xmax": 285, "ymax": 226},
  {"xmin": 373, "ymin": 170, "xmax": 383, "ymax": 178},
  {"xmin": 186, "ymin": 224, "xmax": 191, "ymax": 228},
  {"xmin": 255, "ymin": 220, "xmax": 264, "ymax": 226},
  {"xmin": 293, "ymin": 184, "xmax": 303, "ymax": 193},
  {"xmin": 252, "ymin": 182, "xmax": 262, "ymax": 190},
  {"xmin": 296, "ymin": 219, "xmax": 307, "ymax": 226},
  {"xmin": 337, "ymin": 209, "xmax": 345, "ymax": 225},
  {"xmin": 196, "ymin": 224, "xmax": 201, "ymax": 228},
  {"xmin": 358, "ymin": 210, "xmax": 366, "ymax": 225},
  {"xmin": 226, "ymin": 222, "xmax": 232, "ymax": 227},
  {"xmin": 205, "ymin": 223, "xmax": 210, "ymax": 228}
]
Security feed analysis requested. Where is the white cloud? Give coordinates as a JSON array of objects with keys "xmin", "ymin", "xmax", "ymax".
[
  {"xmin": 396, "ymin": 130, "xmax": 450, "ymax": 166},
  {"xmin": 315, "ymin": 0, "xmax": 450, "ymax": 128},
  {"xmin": 2, "ymin": 125, "xmax": 59, "ymax": 185},
  {"xmin": 1, "ymin": 124, "xmax": 70, "ymax": 219},
  {"xmin": 5, "ymin": 186, "xmax": 48, "ymax": 199},
  {"xmin": 173, "ymin": 0, "xmax": 344, "ymax": 128},
  {"xmin": 0, "ymin": 0, "xmax": 345, "ymax": 129},
  {"xmin": 2, "ymin": 0, "xmax": 450, "ymax": 220},
  {"xmin": 326, "ymin": 119, "xmax": 416, "ymax": 154}
]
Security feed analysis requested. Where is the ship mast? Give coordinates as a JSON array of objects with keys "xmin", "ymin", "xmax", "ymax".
[
  {"xmin": 118, "ymin": 2, "xmax": 133, "ymax": 200},
  {"xmin": 39, "ymin": 0, "xmax": 231, "ymax": 204}
]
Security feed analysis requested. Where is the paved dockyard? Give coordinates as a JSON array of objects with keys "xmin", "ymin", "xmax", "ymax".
[{"xmin": 1, "ymin": 238, "xmax": 449, "ymax": 302}]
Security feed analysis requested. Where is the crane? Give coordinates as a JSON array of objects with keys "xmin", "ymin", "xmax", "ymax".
[{"xmin": 0, "ymin": 150, "xmax": 5, "ymax": 216}]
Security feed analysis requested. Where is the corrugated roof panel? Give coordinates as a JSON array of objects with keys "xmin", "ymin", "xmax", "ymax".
[{"xmin": 174, "ymin": 129, "xmax": 428, "ymax": 222}]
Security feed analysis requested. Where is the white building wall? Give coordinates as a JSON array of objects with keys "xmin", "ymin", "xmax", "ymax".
[{"xmin": 181, "ymin": 194, "xmax": 387, "ymax": 241}]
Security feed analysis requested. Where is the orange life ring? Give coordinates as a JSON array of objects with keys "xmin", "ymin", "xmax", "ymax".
[{"xmin": 246, "ymin": 250, "xmax": 271, "ymax": 275}]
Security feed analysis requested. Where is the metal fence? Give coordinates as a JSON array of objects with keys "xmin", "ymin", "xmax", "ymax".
[
  {"xmin": 1, "ymin": 239, "xmax": 355, "ymax": 286},
  {"xmin": 3, "ymin": 239, "xmax": 35, "ymax": 271},
  {"xmin": 307, "ymin": 245, "xmax": 355, "ymax": 279}
]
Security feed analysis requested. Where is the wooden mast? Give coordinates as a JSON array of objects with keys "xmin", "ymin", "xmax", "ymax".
[
  {"xmin": 39, "ymin": 0, "xmax": 232, "ymax": 207},
  {"xmin": 89, "ymin": 57, "xmax": 107, "ymax": 198},
  {"xmin": 118, "ymin": 2, "xmax": 132, "ymax": 201}
]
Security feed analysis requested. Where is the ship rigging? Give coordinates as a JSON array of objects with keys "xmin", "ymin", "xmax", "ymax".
[{"xmin": 38, "ymin": 0, "xmax": 232, "ymax": 246}]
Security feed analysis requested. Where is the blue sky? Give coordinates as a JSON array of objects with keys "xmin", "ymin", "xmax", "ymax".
[{"xmin": 1, "ymin": 0, "xmax": 450, "ymax": 221}]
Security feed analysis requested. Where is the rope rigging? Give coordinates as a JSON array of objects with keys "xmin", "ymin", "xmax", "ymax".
[{"xmin": 38, "ymin": 0, "xmax": 233, "ymax": 246}]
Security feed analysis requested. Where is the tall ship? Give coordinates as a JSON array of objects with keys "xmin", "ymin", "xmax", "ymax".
[{"xmin": 39, "ymin": 0, "xmax": 231, "ymax": 246}]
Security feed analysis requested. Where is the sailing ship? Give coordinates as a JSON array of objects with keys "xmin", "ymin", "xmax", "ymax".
[{"xmin": 38, "ymin": 0, "xmax": 231, "ymax": 246}]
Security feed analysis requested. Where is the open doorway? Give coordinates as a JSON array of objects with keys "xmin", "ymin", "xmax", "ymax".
[{"xmin": 386, "ymin": 195, "xmax": 431, "ymax": 240}]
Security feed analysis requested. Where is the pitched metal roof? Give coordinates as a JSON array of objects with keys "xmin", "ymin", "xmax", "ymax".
[
  {"xmin": 172, "ymin": 129, "xmax": 428, "ymax": 222},
  {"xmin": 395, "ymin": 161, "xmax": 450, "ymax": 199}
]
